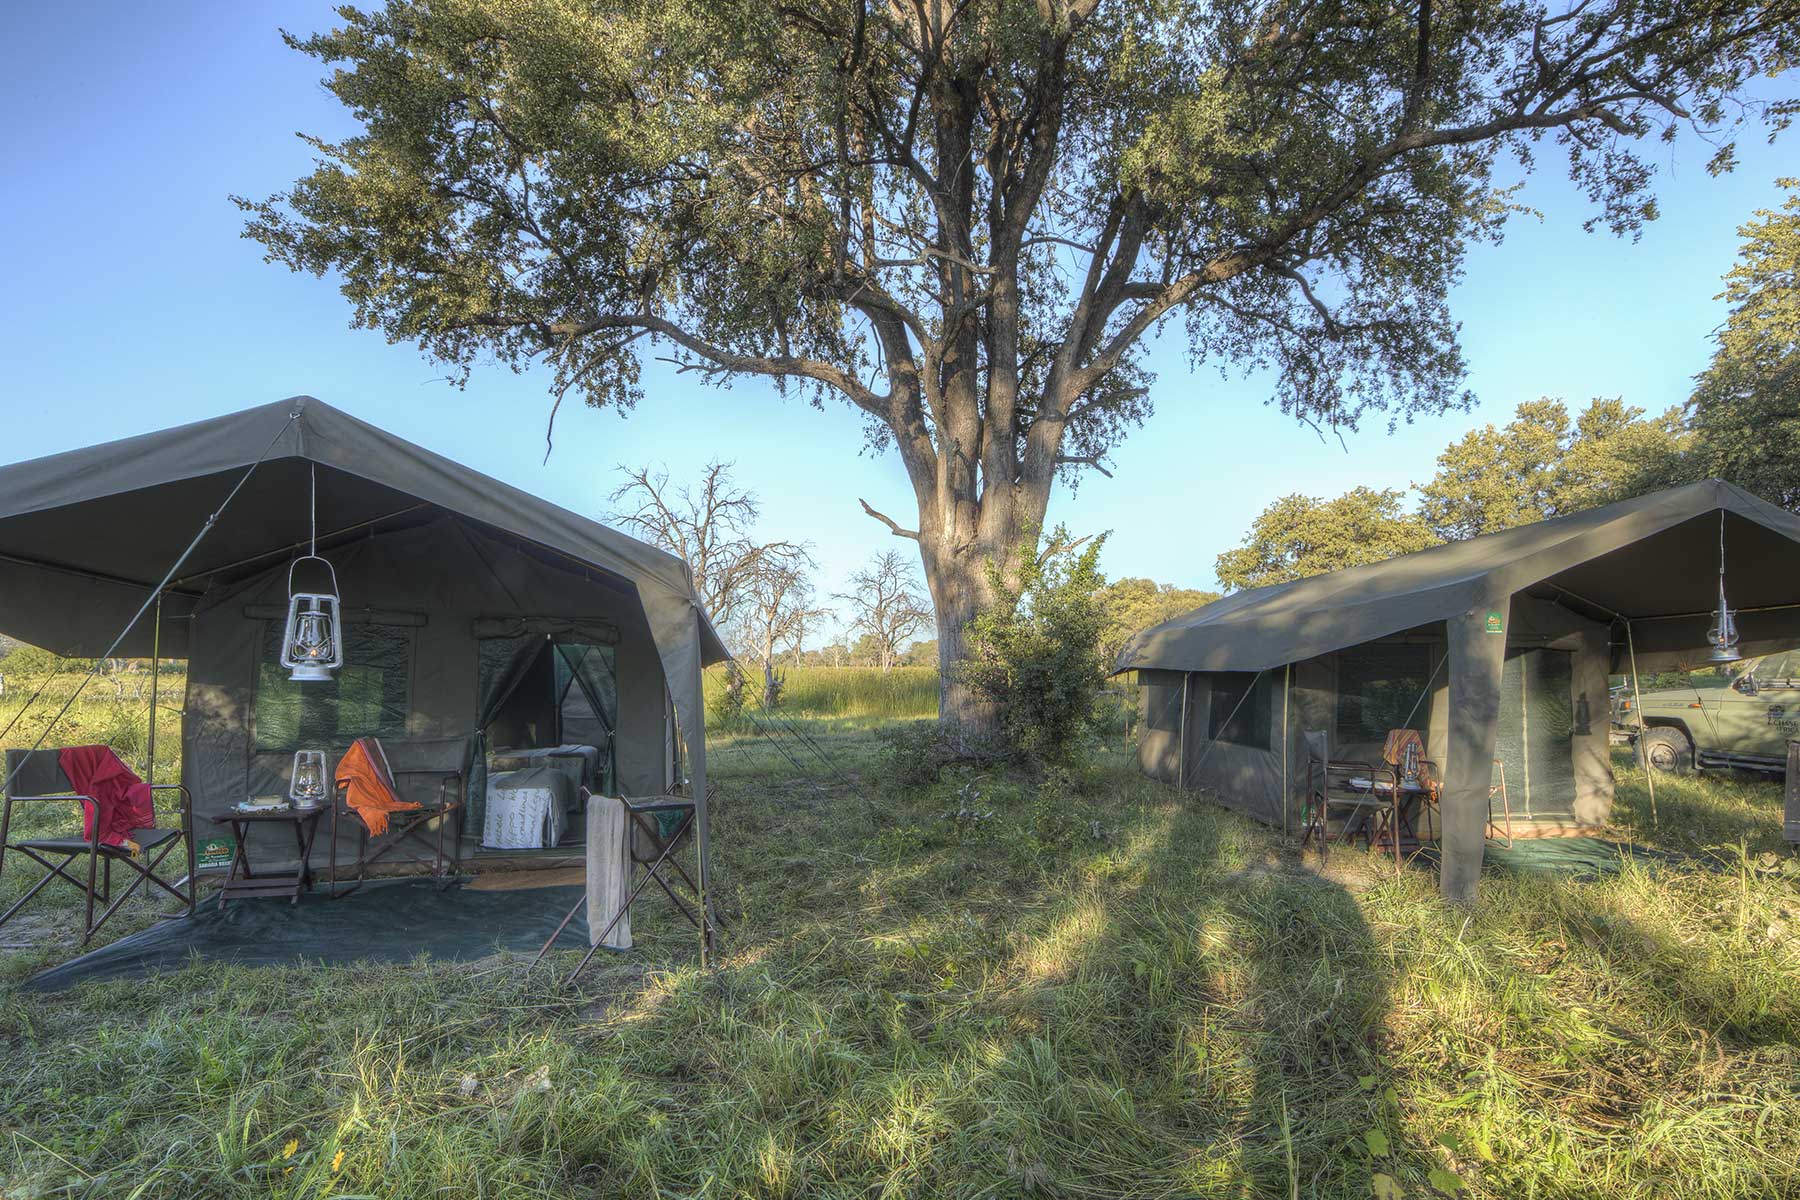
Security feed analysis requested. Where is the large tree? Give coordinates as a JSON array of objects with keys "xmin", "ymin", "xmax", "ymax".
[
  {"xmin": 1689, "ymin": 181, "xmax": 1800, "ymax": 508},
  {"xmin": 1215, "ymin": 486, "xmax": 1439, "ymax": 589},
  {"xmin": 240, "ymin": 0, "xmax": 1797, "ymax": 729},
  {"xmin": 1417, "ymin": 397, "xmax": 1687, "ymax": 539},
  {"xmin": 1096, "ymin": 576, "xmax": 1220, "ymax": 662}
]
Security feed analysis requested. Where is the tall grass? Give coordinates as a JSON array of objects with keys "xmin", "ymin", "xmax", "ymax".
[
  {"xmin": 0, "ymin": 664, "xmax": 185, "ymax": 781},
  {"xmin": 706, "ymin": 664, "xmax": 939, "ymax": 720}
]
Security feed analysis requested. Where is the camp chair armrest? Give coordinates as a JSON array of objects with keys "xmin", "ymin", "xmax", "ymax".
[
  {"xmin": 5, "ymin": 792, "xmax": 99, "ymax": 806},
  {"xmin": 2, "ymin": 794, "xmax": 104, "ymax": 849},
  {"xmin": 146, "ymin": 783, "xmax": 192, "ymax": 819}
]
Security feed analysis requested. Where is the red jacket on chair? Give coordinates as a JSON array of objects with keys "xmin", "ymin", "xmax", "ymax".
[{"xmin": 58, "ymin": 745, "xmax": 155, "ymax": 848}]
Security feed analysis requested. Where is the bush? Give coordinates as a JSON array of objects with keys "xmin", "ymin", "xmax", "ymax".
[
  {"xmin": 881, "ymin": 721, "xmax": 960, "ymax": 788},
  {"xmin": 0, "ymin": 644, "xmax": 83, "ymax": 679},
  {"xmin": 958, "ymin": 528, "xmax": 1111, "ymax": 766},
  {"xmin": 710, "ymin": 661, "xmax": 749, "ymax": 730}
]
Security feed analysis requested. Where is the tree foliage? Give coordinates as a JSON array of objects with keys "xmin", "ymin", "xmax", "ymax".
[
  {"xmin": 960, "ymin": 529, "xmax": 1110, "ymax": 765},
  {"xmin": 1417, "ymin": 397, "xmax": 1688, "ymax": 539},
  {"xmin": 1215, "ymin": 486, "xmax": 1439, "ymax": 590},
  {"xmin": 239, "ymin": 0, "xmax": 1798, "ymax": 723},
  {"xmin": 1095, "ymin": 577, "xmax": 1220, "ymax": 662},
  {"xmin": 1690, "ymin": 180, "xmax": 1800, "ymax": 509}
]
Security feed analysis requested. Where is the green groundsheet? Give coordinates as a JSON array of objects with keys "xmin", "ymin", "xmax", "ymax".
[
  {"xmin": 23, "ymin": 879, "xmax": 589, "ymax": 992},
  {"xmin": 1464, "ymin": 836, "xmax": 1694, "ymax": 881}
]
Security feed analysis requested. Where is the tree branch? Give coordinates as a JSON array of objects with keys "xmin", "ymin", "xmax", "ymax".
[
  {"xmin": 1053, "ymin": 454, "xmax": 1114, "ymax": 478},
  {"xmin": 859, "ymin": 497, "xmax": 921, "ymax": 539}
]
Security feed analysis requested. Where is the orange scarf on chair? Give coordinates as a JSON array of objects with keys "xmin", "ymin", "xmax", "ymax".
[{"xmin": 334, "ymin": 738, "xmax": 419, "ymax": 837}]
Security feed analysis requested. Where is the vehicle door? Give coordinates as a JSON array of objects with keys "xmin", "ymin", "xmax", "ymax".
[{"xmin": 1735, "ymin": 650, "xmax": 1800, "ymax": 755}]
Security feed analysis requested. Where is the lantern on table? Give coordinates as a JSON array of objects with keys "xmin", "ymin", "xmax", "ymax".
[
  {"xmin": 289, "ymin": 749, "xmax": 329, "ymax": 809},
  {"xmin": 281, "ymin": 555, "xmax": 343, "ymax": 681},
  {"xmin": 1706, "ymin": 511, "xmax": 1741, "ymax": 664}
]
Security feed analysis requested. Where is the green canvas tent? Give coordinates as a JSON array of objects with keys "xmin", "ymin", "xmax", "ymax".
[
  {"xmin": 1118, "ymin": 480, "xmax": 1800, "ymax": 900},
  {"xmin": 0, "ymin": 397, "xmax": 728, "ymax": 893}
]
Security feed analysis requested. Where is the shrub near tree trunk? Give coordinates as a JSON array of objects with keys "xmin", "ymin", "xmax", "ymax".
[{"xmin": 959, "ymin": 530, "xmax": 1110, "ymax": 765}]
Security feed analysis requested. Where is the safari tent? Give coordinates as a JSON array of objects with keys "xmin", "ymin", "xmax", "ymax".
[
  {"xmin": 0, "ymin": 397, "xmax": 727, "ymax": 882},
  {"xmin": 1118, "ymin": 480, "xmax": 1800, "ymax": 899}
]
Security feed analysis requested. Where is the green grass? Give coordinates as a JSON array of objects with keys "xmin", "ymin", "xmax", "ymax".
[
  {"xmin": 706, "ymin": 664, "xmax": 940, "ymax": 721},
  {"xmin": 1, "ymin": 684, "xmax": 1798, "ymax": 1197}
]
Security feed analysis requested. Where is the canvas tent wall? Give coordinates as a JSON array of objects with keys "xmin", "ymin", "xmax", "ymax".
[
  {"xmin": 1120, "ymin": 480, "xmax": 1800, "ymax": 900},
  {"xmin": 0, "ymin": 397, "xmax": 728, "ymax": 878},
  {"xmin": 1136, "ymin": 605, "xmax": 1611, "ymax": 835}
]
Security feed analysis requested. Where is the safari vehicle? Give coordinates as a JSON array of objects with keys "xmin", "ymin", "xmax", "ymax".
[{"xmin": 1614, "ymin": 651, "xmax": 1800, "ymax": 774}]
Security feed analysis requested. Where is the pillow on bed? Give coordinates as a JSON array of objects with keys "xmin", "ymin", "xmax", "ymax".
[{"xmin": 489, "ymin": 755, "xmax": 530, "ymax": 773}]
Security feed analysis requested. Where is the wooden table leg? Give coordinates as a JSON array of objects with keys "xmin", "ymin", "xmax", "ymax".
[{"xmin": 220, "ymin": 820, "xmax": 250, "ymax": 910}]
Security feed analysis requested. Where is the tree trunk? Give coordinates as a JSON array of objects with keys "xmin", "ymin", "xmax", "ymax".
[
  {"xmin": 925, "ymin": 537, "xmax": 1005, "ymax": 739},
  {"xmin": 760, "ymin": 634, "xmax": 778, "ymax": 709}
]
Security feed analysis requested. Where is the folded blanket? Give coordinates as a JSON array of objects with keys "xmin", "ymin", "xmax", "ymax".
[
  {"xmin": 59, "ymin": 745, "xmax": 154, "ymax": 849},
  {"xmin": 335, "ymin": 738, "xmax": 420, "ymax": 837},
  {"xmin": 586, "ymin": 795, "xmax": 632, "ymax": 950}
]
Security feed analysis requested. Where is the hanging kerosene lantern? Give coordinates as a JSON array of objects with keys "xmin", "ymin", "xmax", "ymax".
[
  {"xmin": 281, "ymin": 557, "xmax": 343, "ymax": 680},
  {"xmin": 280, "ymin": 463, "xmax": 343, "ymax": 681},
  {"xmin": 1706, "ymin": 510, "xmax": 1741, "ymax": 663}
]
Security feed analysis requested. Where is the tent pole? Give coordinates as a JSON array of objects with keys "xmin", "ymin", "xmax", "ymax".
[
  {"xmin": 1177, "ymin": 674, "xmax": 1191, "ymax": 790},
  {"xmin": 1281, "ymin": 664, "xmax": 1291, "ymax": 839},
  {"xmin": 146, "ymin": 592, "xmax": 162, "ymax": 787},
  {"xmin": 1624, "ymin": 619, "xmax": 1658, "ymax": 829},
  {"xmin": 1519, "ymin": 652, "xmax": 1533, "ymax": 820}
]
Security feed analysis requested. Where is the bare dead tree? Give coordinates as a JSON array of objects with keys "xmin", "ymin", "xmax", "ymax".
[
  {"xmin": 735, "ymin": 550, "xmax": 830, "ymax": 707},
  {"xmin": 787, "ymin": 600, "xmax": 833, "ymax": 671},
  {"xmin": 837, "ymin": 552, "xmax": 933, "ymax": 673},
  {"xmin": 610, "ymin": 460, "xmax": 807, "ymax": 631}
]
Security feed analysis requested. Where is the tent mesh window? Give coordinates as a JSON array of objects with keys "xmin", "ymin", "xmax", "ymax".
[
  {"xmin": 1208, "ymin": 672, "xmax": 1272, "ymax": 749},
  {"xmin": 1335, "ymin": 643, "xmax": 1435, "ymax": 745},
  {"xmin": 553, "ymin": 641, "xmax": 618, "ymax": 794},
  {"xmin": 1493, "ymin": 648, "xmax": 1578, "ymax": 821},
  {"xmin": 253, "ymin": 622, "xmax": 412, "ymax": 752},
  {"xmin": 1142, "ymin": 673, "xmax": 1184, "ymax": 734}
]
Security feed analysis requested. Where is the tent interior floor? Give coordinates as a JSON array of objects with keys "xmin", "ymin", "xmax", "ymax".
[{"xmin": 21, "ymin": 877, "xmax": 599, "ymax": 992}]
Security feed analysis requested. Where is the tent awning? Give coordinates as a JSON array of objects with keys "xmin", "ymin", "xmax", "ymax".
[
  {"xmin": 0, "ymin": 397, "xmax": 727, "ymax": 665},
  {"xmin": 1119, "ymin": 480, "xmax": 1800, "ymax": 675}
]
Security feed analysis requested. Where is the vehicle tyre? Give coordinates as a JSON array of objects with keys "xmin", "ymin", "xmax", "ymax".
[{"xmin": 1638, "ymin": 726, "xmax": 1693, "ymax": 774}]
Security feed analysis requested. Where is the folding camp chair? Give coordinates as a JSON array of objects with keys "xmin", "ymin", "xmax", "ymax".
[
  {"xmin": 0, "ymin": 747, "xmax": 195, "ymax": 944},
  {"xmin": 1376, "ymin": 729, "xmax": 1443, "ymax": 867},
  {"xmin": 1300, "ymin": 730, "xmax": 1397, "ymax": 857},
  {"xmin": 329, "ymin": 735, "xmax": 469, "ymax": 897},
  {"xmin": 534, "ymin": 791, "xmax": 718, "ymax": 985},
  {"xmin": 1488, "ymin": 758, "xmax": 1515, "ymax": 848}
]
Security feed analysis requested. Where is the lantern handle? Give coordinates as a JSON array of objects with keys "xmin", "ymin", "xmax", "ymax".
[{"xmin": 288, "ymin": 554, "xmax": 339, "ymax": 596}]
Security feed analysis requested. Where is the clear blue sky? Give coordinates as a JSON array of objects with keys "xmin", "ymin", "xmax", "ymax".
[{"xmin": 1, "ymin": 2, "xmax": 1792, "ymax": 640}]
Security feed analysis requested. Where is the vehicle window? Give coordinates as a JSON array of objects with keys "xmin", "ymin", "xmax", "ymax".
[{"xmin": 1754, "ymin": 651, "xmax": 1800, "ymax": 690}]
